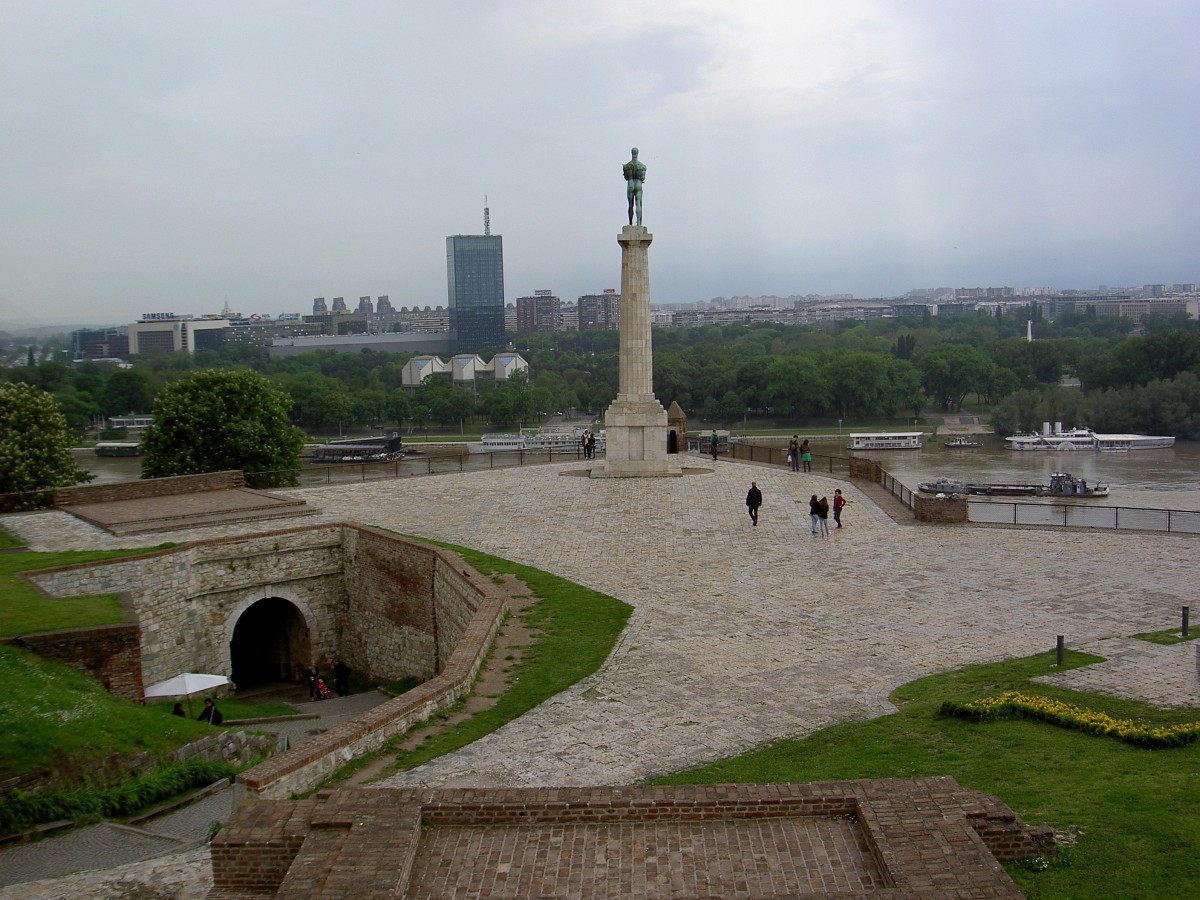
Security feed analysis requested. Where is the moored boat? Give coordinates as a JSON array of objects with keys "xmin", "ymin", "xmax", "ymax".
[
  {"xmin": 917, "ymin": 471, "xmax": 1108, "ymax": 497},
  {"xmin": 470, "ymin": 425, "xmax": 603, "ymax": 454},
  {"xmin": 1005, "ymin": 422, "xmax": 1174, "ymax": 451},
  {"xmin": 943, "ymin": 437, "xmax": 983, "ymax": 448},
  {"xmin": 94, "ymin": 441, "xmax": 142, "ymax": 457},
  {"xmin": 849, "ymin": 432, "xmax": 924, "ymax": 450},
  {"xmin": 311, "ymin": 434, "xmax": 404, "ymax": 463}
]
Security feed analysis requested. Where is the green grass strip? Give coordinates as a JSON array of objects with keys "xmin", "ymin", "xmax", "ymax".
[
  {"xmin": 647, "ymin": 650, "xmax": 1200, "ymax": 900},
  {"xmin": 941, "ymin": 691, "xmax": 1200, "ymax": 748},
  {"xmin": 0, "ymin": 546, "xmax": 174, "ymax": 637}
]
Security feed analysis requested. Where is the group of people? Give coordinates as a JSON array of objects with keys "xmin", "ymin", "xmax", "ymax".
[
  {"xmin": 786, "ymin": 435, "xmax": 812, "ymax": 472},
  {"xmin": 306, "ymin": 660, "xmax": 351, "ymax": 701},
  {"xmin": 744, "ymin": 485, "xmax": 848, "ymax": 534},
  {"xmin": 579, "ymin": 430, "xmax": 598, "ymax": 459}
]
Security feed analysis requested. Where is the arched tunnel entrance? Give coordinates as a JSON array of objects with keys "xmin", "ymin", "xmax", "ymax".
[{"xmin": 230, "ymin": 597, "xmax": 312, "ymax": 690}]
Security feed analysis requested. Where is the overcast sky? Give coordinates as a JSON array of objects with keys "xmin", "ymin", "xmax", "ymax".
[{"xmin": 2, "ymin": 1, "xmax": 1198, "ymax": 326}]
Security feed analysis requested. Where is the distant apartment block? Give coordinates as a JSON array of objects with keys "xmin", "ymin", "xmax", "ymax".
[
  {"xmin": 516, "ymin": 290, "xmax": 560, "ymax": 333},
  {"xmin": 578, "ymin": 290, "xmax": 620, "ymax": 330}
]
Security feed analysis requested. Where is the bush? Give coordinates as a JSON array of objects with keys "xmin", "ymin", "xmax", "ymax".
[{"xmin": 0, "ymin": 758, "xmax": 236, "ymax": 835}]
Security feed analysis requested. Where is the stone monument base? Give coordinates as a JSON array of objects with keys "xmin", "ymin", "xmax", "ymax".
[{"xmin": 591, "ymin": 398, "xmax": 682, "ymax": 478}]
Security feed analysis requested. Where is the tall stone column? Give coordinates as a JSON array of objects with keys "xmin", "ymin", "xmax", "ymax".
[{"xmin": 592, "ymin": 225, "xmax": 681, "ymax": 478}]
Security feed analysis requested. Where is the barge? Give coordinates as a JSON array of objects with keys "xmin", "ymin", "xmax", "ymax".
[{"xmin": 918, "ymin": 472, "xmax": 1108, "ymax": 498}]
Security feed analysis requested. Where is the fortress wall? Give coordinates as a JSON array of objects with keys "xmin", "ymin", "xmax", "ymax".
[
  {"xmin": 341, "ymin": 527, "xmax": 439, "ymax": 680},
  {"xmin": 22, "ymin": 524, "xmax": 350, "ymax": 687}
]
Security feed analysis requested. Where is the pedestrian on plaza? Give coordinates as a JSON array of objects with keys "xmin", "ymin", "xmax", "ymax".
[
  {"xmin": 581, "ymin": 431, "xmax": 590, "ymax": 458},
  {"xmin": 816, "ymin": 495, "xmax": 830, "ymax": 536},
  {"xmin": 746, "ymin": 481, "xmax": 763, "ymax": 526},
  {"xmin": 332, "ymin": 659, "xmax": 351, "ymax": 697},
  {"xmin": 800, "ymin": 439, "xmax": 812, "ymax": 472},
  {"xmin": 198, "ymin": 698, "xmax": 223, "ymax": 725},
  {"xmin": 710, "ymin": 429, "xmax": 719, "ymax": 460},
  {"xmin": 587, "ymin": 431, "xmax": 596, "ymax": 459},
  {"xmin": 808, "ymin": 494, "xmax": 821, "ymax": 535},
  {"xmin": 788, "ymin": 435, "xmax": 800, "ymax": 472},
  {"xmin": 833, "ymin": 488, "xmax": 849, "ymax": 528}
]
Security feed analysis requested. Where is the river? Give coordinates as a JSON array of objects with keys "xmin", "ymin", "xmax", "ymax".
[{"xmin": 73, "ymin": 439, "xmax": 1200, "ymax": 513}]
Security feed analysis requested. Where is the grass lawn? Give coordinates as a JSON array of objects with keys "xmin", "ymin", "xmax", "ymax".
[
  {"xmin": 0, "ymin": 547, "xmax": 173, "ymax": 637},
  {"xmin": 648, "ymin": 650, "xmax": 1200, "ymax": 900},
  {"xmin": 328, "ymin": 539, "xmax": 632, "ymax": 781}
]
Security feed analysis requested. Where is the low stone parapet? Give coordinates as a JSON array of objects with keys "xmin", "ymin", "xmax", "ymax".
[
  {"xmin": 914, "ymin": 493, "xmax": 969, "ymax": 523},
  {"xmin": 54, "ymin": 471, "xmax": 245, "ymax": 506}
]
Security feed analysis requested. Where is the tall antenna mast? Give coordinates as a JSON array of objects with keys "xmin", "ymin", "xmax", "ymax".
[{"xmin": 483, "ymin": 195, "xmax": 491, "ymax": 235}]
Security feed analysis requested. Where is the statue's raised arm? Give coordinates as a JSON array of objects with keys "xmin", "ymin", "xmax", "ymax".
[{"xmin": 622, "ymin": 147, "xmax": 646, "ymax": 226}]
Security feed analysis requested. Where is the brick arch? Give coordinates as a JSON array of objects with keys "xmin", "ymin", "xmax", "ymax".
[{"xmin": 227, "ymin": 591, "xmax": 315, "ymax": 689}]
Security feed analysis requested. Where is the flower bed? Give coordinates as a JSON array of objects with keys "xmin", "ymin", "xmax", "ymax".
[{"xmin": 939, "ymin": 691, "xmax": 1200, "ymax": 749}]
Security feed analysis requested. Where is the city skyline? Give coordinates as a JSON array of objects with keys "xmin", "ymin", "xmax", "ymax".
[{"xmin": 2, "ymin": 2, "xmax": 1198, "ymax": 326}]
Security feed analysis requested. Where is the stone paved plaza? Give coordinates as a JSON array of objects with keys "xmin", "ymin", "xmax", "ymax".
[{"xmin": 2, "ymin": 456, "xmax": 1197, "ymax": 896}]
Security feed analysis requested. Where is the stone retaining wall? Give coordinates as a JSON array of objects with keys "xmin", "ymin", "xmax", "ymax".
[{"xmin": 53, "ymin": 471, "xmax": 244, "ymax": 506}]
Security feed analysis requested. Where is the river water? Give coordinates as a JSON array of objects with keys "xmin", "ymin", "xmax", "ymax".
[
  {"xmin": 834, "ymin": 438, "xmax": 1200, "ymax": 513},
  {"xmin": 73, "ymin": 439, "xmax": 1200, "ymax": 513}
]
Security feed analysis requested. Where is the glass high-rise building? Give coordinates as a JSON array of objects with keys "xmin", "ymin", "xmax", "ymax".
[{"xmin": 446, "ymin": 234, "xmax": 505, "ymax": 353}]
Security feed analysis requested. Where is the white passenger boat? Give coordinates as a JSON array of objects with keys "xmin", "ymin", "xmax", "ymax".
[
  {"xmin": 848, "ymin": 432, "xmax": 924, "ymax": 451},
  {"xmin": 1004, "ymin": 422, "xmax": 1174, "ymax": 451},
  {"xmin": 471, "ymin": 426, "xmax": 604, "ymax": 454}
]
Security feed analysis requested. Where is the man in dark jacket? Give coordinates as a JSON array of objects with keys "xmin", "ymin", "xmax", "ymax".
[
  {"xmin": 746, "ymin": 481, "xmax": 763, "ymax": 526},
  {"xmin": 198, "ymin": 698, "xmax": 223, "ymax": 725}
]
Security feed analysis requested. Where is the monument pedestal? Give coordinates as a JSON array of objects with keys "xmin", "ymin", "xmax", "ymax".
[{"xmin": 592, "ymin": 225, "xmax": 681, "ymax": 478}]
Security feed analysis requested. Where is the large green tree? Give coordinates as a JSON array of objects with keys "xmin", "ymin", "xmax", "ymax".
[
  {"xmin": 141, "ymin": 369, "xmax": 304, "ymax": 488},
  {"xmin": 0, "ymin": 382, "xmax": 93, "ymax": 497}
]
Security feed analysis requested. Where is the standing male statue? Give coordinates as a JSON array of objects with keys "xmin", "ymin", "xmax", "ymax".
[{"xmin": 622, "ymin": 147, "xmax": 646, "ymax": 226}]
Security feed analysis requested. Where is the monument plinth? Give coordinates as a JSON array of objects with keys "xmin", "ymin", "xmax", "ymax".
[{"xmin": 592, "ymin": 225, "xmax": 681, "ymax": 478}]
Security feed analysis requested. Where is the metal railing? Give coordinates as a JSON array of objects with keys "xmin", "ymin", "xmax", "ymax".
[
  {"xmin": 257, "ymin": 446, "xmax": 597, "ymax": 487},
  {"xmin": 968, "ymin": 499, "xmax": 1200, "ymax": 534}
]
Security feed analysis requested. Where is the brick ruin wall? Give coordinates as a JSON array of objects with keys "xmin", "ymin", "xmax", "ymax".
[
  {"xmin": 3, "ymin": 622, "xmax": 143, "ymax": 701},
  {"xmin": 212, "ymin": 780, "xmax": 1055, "ymax": 898}
]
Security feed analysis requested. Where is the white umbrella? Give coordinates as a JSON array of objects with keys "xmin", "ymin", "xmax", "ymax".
[{"xmin": 144, "ymin": 672, "xmax": 230, "ymax": 717}]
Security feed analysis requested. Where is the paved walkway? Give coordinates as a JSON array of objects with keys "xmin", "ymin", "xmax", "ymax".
[{"xmin": 2, "ymin": 456, "xmax": 1197, "ymax": 896}]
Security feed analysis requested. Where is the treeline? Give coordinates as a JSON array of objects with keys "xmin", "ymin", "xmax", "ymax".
[{"xmin": 3, "ymin": 308, "xmax": 1199, "ymax": 437}]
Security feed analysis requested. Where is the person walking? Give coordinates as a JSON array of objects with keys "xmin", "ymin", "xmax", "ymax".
[
  {"xmin": 788, "ymin": 435, "xmax": 800, "ymax": 472},
  {"xmin": 816, "ymin": 495, "xmax": 830, "ymax": 537},
  {"xmin": 746, "ymin": 481, "xmax": 763, "ymax": 526},
  {"xmin": 710, "ymin": 429, "xmax": 719, "ymax": 460},
  {"xmin": 833, "ymin": 488, "xmax": 849, "ymax": 528},
  {"xmin": 800, "ymin": 439, "xmax": 812, "ymax": 472},
  {"xmin": 808, "ymin": 494, "xmax": 821, "ymax": 535}
]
